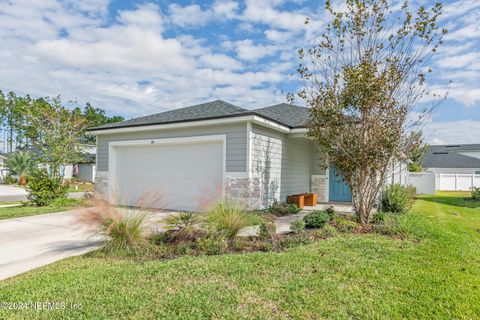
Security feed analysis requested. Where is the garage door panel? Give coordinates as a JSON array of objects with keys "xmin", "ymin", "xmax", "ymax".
[{"xmin": 112, "ymin": 141, "xmax": 223, "ymax": 211}]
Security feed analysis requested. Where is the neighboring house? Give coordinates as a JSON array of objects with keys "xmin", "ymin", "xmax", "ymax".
[
  {"xmin": 0, "ymin": 154, "xmax": 7, "ymax": 183},
  {"xmin": 73, "ymin": 153, "xmax": 96, "ymax": 183},
  {"xmin": 88, "ymin": 100, "xmax": 353, "ymax": 211},
  {"xmin": 422, "ymin": 144, "xmax": 480, "ymax": 175},
  {"xmin": 26, "ymin": 144, "xmax": 97, "ymax": 182}
]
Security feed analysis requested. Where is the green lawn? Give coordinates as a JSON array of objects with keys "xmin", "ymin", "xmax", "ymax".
[
  {"xmin": 0, "ymin": 200, "xmax": 85, "ymax": 220},
  {"xmin": 67, "ymin": 183, "xmax": 94, "ymax": 193},
  {"xmin": 1, "ymin": 192, "xmax": 479, "ymax": 319}
]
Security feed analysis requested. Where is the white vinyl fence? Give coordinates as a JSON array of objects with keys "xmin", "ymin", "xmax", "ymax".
[
  {"xmin": 405, "ymin": 172, "xmax": 480, "ymax": 194},
  {"xmin": 436, "ymin": 173, "xmax": 480, "ymax": 191},
  {"xmin": 407, "ymin": 172, "xmax": 436, "ymax": 194}
]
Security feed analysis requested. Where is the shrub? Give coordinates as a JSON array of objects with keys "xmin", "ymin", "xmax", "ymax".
[
  {"xmin": 471, "ymin": 187, "xmax": 480, "ymax": 201},
  {"xmin": 303, "ymin": 210, "xmax": 331, "ymax": 229},
  {"xmin": 290, "ymin": 219, "xmax": 305, "ymax": 234},
  {"xmin": 4, "ymin": 175, "xmax": 17, "ymax": 185},
  {"xmin": 373, "ymin": 213, "xmax": 409, "ymax": 238},
  {"xmin": 77, "ymin": 195, "xmax": 149, "ymax": 255},
  {"xmin": 371, "ymin": 211, "xmax": 386, "ymax": 224},
  {"xmin": 259, "ymin": 221, "xmax": 276, "ymax": 239},
  {"xmin": 381, "ymin": 183, "xmax": 415, "ymax": 214},
  {"xmin": 163, "ymin": 212, "xmax": 204, "ymax": 241},
  {"xmin": 206, "ymin": 201, "xmax": 261, "ymax": 239},
  {"xmin": 195, "ymin": 235, "xmax": 228, "ymax": 255},
  {"xmin": 267, "ymin": 201, "xmax": 301, "ymax": 216},
  {"xmin": 27, "ymin": 170, "xmax": 67, "ymax": 206},
  {"xmin": 332, "ymin": 216, "xmax": 360, "ymax": 233},
  {"xmin": 325, "ymin": 206, "xmax": 336, "ymax": 219},
  {"xmin": 313, "ymin": 224, "xmax": 338, "ymax": 238}
]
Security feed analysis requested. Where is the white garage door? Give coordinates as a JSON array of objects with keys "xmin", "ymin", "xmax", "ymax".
[{"xmin": 112, "ymin": 140, "xmax": 223, "ymax": 211}]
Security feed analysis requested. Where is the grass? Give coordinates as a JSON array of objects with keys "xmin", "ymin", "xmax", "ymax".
[
  {"xmin": 0, "ymin": 199, "xmax": 85, "ymax": 220},
  {"xmin": 0, "ymin": 192, "xmax": 479, "ymax": 319},
  {"xmin": 67, "ymin": 183, "xmax": 94, "ymax": 193}
]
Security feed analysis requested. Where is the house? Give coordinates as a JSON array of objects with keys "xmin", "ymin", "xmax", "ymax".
[
  {"xmin": 0, "ymin": 154, "xmax": 7, "ymax": 183},
  {"xmin": 421, "ymin": 144, "xmax": 480, "ymax": 191},
  {"xmin": 26, "ymin": 144, "xmax": 97, "ymax": 182},
  {"xmin": 422, "ymin": 144, "xmax": 480, "ymax": 175},
  {"xmin": 88, "ymin": 100, "xmax": 352, "ymax": 211}
]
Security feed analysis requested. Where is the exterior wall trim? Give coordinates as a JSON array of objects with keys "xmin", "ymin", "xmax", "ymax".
[{"xmin": 91, "ymin": 115, "xmax": 293, "ymax": 136}]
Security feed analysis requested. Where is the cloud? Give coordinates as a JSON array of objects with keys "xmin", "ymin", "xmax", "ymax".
[
  {"xmin": 423, "ymin": 120, "xmax": 480, "ymax": 144},
  {"xmin": 118, "ymin": 3, "xmax": 164, "ymax": 31},
  {"xmin": 212, "ymin": 1, "xmax": 239, "ymax": 19},
  {"xmin": 242, "ymin": 0, "xmax": 308, "ymax": 31},
  {"xmin": 168, "ymin": 4, "xmax": 213, "ymax": 28},
  {"xmin": 233, "ymin": 39, "xmax": 280, "ymax": 61}
]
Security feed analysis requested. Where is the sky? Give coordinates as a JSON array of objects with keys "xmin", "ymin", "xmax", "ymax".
[{"xmin": 0, "ymin": 0, "xmax": 479, "ymax": 145}]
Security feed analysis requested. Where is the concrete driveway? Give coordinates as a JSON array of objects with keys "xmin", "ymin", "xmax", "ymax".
[
  {"xmin": 0, "ymin": 184, "xmax": 90, "ymax": 202},
  {"xmin": 0, "ymin": 185, "xmax": 28, "ymax": 202},
  {"xmin": 0, "ymin": 208, "xmax": 181, "ymax": 281},
  {"xmin": 0, "ymin": 209, "xmax": 103, "ymax": 280}
]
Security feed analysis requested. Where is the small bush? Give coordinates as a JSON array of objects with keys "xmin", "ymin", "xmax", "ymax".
[
  {"xmin": 373, "ymin": 213, "xmax": 409, "ymax": 238},
  {"xmin": 371, "ymin": 211, "xmax": 386, "ymax": 224},
  {"xmin": 195, "ymin": 235, "xmax": 228, "ymax": 255},
  {"xmin": 267, "ymin": 201, "xmax": 301, "ymax": 216},
  {"xmin": 325, "ymin": 206, "xmax": 336, "ymax": 220},
  {"xmin": 259, "ymin": 222, "xmax": 276, "ymax": 239},
  {"xmin": 4, "ymin": 175, "xmax": 17, "ymax": 185},
  {"xmin": 471, "ymin": 187, "xmax": 480, "ymax": 201},
  {"xmin": 313, "ymin": 224, "xmax": 338, "ymax": 238},
  {"xmin": 206, "ymin": 201, "xmax": 261, "ymax": 239},
  {"xmin": 27, "ymin": 170, "xmax": 67, "ymax": 206},
  {"xmin": 290, "ymin": 219, "xmax": 305, "ymax": 234},
  {"xmin": 303, "ymin": 210, "xmax": 331, "ymax": 229},
  {"xmin": 381, "ymin": 183, "xmax": 415, "ymax": 214},
  {"xmin": 163, "ymin": 212, "xmax": 204, "ymax": 241},
  {"xmin": 332, "ymin": 216, "xmax": 360, "ymax": 233}
]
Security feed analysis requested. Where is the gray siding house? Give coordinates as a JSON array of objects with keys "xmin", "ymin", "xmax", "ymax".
[
  {"xmin": 89, "ymin": 100, "xmax": 351, "ymax": 211},
  {"xmin": 422, "ymin": 144, "xmax": 480, "ymax": 175}
]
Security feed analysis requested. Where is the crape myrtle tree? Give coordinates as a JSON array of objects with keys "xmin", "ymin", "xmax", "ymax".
[{"xmin": 292, "ymin": 0, "xmax": 447, "ymax": 224}]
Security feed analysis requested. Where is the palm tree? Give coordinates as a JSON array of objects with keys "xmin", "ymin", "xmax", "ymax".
[{"xmin": 5, "ymin": 151, "xmax": 37, "ymax": 185}]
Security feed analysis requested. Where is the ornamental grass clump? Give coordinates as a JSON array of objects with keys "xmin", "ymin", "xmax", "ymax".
[
  {"xmin": 77, "ymin": 193, "xmax": 159, "ymax": 255},
  {"xmin": 206, "ymin": 201, "xmax": 262, "ymax": 239}
]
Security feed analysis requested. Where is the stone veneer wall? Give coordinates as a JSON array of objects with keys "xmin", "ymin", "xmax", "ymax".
[
  {"xmin": 311, "ymin": 175, "xmax": 328, "ymax": 203},
  {"xmin": 95, "ymin": 171, "xmax": 108, "ymax": 195}
]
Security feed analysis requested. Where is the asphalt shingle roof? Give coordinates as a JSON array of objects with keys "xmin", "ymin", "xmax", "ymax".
[
  {"xmin": 253, "ymin": 103, "xmax": 310, "ymax": 128},
  {"xmin": 89, "ymin": 100, "xmax": 310, "ymax": 131},
  {"xmin": 422, "ymin": 144, "xmax": 480, "ymax": 168}
]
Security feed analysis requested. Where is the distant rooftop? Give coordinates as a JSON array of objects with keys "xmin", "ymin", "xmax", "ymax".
[
  {"xmin": 89, "ymin": 100, "xmax": 310, "ymax": 131},
  {"xmin": 422, "ymin": 144, "xmax": 480, "ymax": 168}
]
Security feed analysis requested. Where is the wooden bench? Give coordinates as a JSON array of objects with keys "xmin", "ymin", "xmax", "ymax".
[{"xmin": 286, "ymin": 193, "xmax": 318, "ymax": 209}]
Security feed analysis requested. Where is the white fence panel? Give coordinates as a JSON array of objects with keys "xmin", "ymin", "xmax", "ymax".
[
  {"xmin": 439, "ymin": 174, "xmax": 456, "ymax": 191},
  {"xmin": 437, "ymin": 174, "xmax": 480, "ymax": 191},
  {"xmin": 457, "ymin": 174, "xmax": 473, "ymax": 191},
  {"xmin": 407, "ymin": 172, "xmax": 436, "ymax": 195},
  {"xmin": 474, "ymin": 176, "xmax": 480, "ymax": 188}
]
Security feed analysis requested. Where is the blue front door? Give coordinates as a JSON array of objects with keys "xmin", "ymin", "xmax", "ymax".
[{"xmin": 329, "ymin": 166, "xmax": 352, "ymax": 202}]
